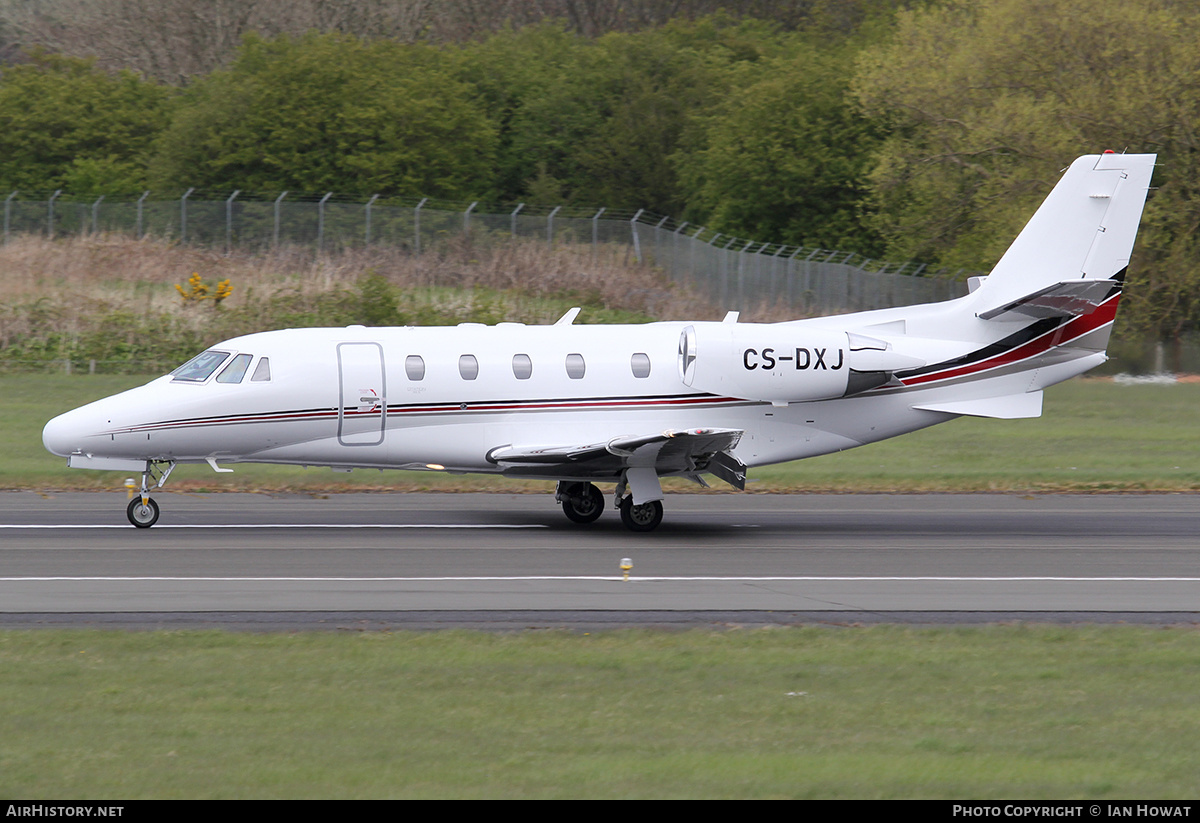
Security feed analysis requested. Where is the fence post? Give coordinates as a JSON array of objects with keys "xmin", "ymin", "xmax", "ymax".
[
  {"xmin": 510, "ymin": 203, "xmax": 524, "ymax": 238},
  {"xmin": 463, "ymin": 201, "xmax": 477, "ymax": 234},
  {"xmin": 224, "ymin": 191, "xmax": 240, "ymax": 255},
  {"xmin": 136, "ymin": 191, "xmax": 149, "ymax": 239},
  {"xmin": 91, "ymin": 196, "xmax": 104, "ymax": 234},
  {"xmin": 414, "ymin": 197, "xmax": 427, "ymax": 254},
  {"xmin": 273, "ymin": 191, "xmax": 288, "ymax": 248},
  {"xmin": 630, "ymin": 209, "xmax": 644, "ymax": 263},
  {"xmin": 547, "ymin": 206, "xmax": 561, "ymax": 247},
  {"xmin": 365, "ymin": 194, "xmax": 378, "ymax": 246},
  {"xmin": 317, "ymin": 192, "xmax": 332, "ymax": 254},
  {"xmin": 4, "ymin": 191, "xmax": 15, "ymax": 245},
  {"xmin": 48, "ymin": 190, "xmax": 61, "ymax": 238},
  {"xmin": 180, "ymin": 188, "xmax": 193, "ymax": 242},
  {"xmin": 591, "ymin": 208, "xmax": 605, "ymax": 248}
]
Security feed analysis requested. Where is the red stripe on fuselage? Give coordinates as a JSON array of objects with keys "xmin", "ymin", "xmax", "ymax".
[{"xmin": 900, "ymin": 293, "xmax": 1119, "ymax": 388}]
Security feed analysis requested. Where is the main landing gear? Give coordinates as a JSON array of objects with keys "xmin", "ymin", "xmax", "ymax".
[
  {"xmin": 558, "ymin": 482, "xmax": 605, "ymax": 524},
  {"xmin": 556, "ymin": 478, "xmax": 666, "ymax": 533},
  {"xmin": 126, "ymin": 459, "xmax": 176, "ymax": 528},
  {"xmin": 618, "ymin": 496, "xmax": 663, "ymax": 533}
]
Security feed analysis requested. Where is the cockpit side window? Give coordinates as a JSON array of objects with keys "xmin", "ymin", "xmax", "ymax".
[
  {"xmin": 250, "ymin": 357, "xmax": 271, "ymax": 382},
  {"xmin": 216, "ymin": 353, "xmax": 253, "ymax": 384},
  {"xmin": 172, "ymin": 350, "xmax": 231, "ymax": 382}
]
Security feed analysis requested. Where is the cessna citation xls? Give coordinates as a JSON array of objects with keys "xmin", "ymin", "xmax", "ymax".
[{"xmin": 44, "ymin": 153, "xmax": 1156, "ymax": 531}]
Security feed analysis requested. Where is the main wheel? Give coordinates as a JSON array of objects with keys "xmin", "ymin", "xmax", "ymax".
[
  {"xmin": 619, "ymin": 496, "xmax": 663, "ymax": 533},
  {"xmin": 561, "ymin": 482, "xmax": 604, "ymax": 524},
  {"xmin": 127, "ymin": 497, "xmax": 160, "ymax": 529}
]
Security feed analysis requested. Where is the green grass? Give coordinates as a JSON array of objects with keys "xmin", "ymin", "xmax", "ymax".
[
  {"xmin": 9, "ymin": 373, "xmax": 1200, "ymax": 492},
  {"xmin": 1, "ymin": 626, "xmax": 1198, "ymax": 799}
]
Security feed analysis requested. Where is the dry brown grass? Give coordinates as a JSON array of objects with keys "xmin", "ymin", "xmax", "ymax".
[
  {"xmin": 0, "ymin": 234, "xmax": 807, "ymax": 372},
  {"xmin": 0, "ymin": 232, "xmax": 733, "ymax": 320}
]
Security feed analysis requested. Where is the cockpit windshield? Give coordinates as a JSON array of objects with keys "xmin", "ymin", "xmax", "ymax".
[
  {"xmin": 216, "ymin": 353, "xmax": 253, "ymax": 384},
  {"xmin": 171, "ymin": 350, "xmax": 231, "ymax": 382}
]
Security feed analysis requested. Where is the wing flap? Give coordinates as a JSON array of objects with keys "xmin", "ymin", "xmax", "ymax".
[{"xmin": 487, "ymin": 427, "xmax": 745, "ymax": 486}]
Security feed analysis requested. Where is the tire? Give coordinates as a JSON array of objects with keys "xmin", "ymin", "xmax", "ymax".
[
  {"xmin": 561, "ymin": 482, "xmax": 604, "ymax": 524},
  {"xmin": 127, "ymin": 497, "xmax": 160, "ymax": 529},
  {"xmin": 619, "ymin": 496, "xmax": 663, "ymax": 533}
]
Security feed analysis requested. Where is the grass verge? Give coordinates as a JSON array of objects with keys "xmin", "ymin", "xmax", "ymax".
[{"xmin": 1, "ymin": 626, "xmax": 1198, "ymax": 799}]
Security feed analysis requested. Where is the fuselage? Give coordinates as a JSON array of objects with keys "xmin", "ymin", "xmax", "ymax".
[{"xmin": 41, "ymin": 298, "xmax": 1113, "ymax": 482}]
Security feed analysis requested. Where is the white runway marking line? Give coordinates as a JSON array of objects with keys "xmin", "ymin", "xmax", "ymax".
[
  {"xmin": 4, "ymin": 576, "xmax": 1200, "ymax": 583},
  {"xmin": 0, "ymin": 524, "xmax": 547, "ymax": 529}
]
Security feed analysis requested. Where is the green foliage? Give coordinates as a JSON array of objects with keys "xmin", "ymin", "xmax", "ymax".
[
  {"xmin": 677, "ymin": 47, "xmax": 884, "ymax": 253},
  {"xmin": 456, "ymin": 18, "xmax": 785, "ymax": 213},
  {"xmin": 0, "ymin": 51, "xmax": 170, "ymax": 193},
  {"xmin": 149, "ymin": 32, "xmax": 498, "ymax": 199},
  {"xmin": 851, "ymin": 0, "xmax": 1200, "ymax": 337},
  {"xmin": 355, "ymin": 271, "xmax": 403, "ymax": 327}
]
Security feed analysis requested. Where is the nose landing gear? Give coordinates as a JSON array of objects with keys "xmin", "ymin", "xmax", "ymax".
[
  {"xmin": 127, "ymin": 496, "xmax": 160, "ymax": 528},
  {"xmin": 125, "ymin": 460, "xmax": 176, "ymax": 528}
]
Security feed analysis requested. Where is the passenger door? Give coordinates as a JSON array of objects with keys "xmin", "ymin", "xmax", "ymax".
[{"xmin": 337, "ymin": 342, "xmax": 386, "ymax": 446}]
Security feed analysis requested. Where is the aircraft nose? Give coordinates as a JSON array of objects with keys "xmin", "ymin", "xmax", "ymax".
[{"xmin": 42, "ymin": 408, "xmax": 88, "ymax": 457}]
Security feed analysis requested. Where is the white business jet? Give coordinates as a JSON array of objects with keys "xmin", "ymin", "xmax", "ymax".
[{"xmin": 43, "ymin": 153, "xmax": 1155, "ymax": 531}]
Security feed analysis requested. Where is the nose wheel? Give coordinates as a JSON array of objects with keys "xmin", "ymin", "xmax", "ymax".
[
  {"xmin": 127, "ymin": 497, "xmax": 160, "ymax": 528},
  {"xmin": 123, "ymin": 459, "xmax": 175, "ymax": 528}
]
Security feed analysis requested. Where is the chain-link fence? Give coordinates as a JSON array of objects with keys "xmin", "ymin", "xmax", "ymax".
[{"xmin": 4, "ymin": 190, "xmax": 971, "ymax": 316}]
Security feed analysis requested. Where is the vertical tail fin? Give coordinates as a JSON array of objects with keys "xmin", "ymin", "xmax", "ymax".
[{"xmin": 971, "ymin": 153, "xmax": 1156, "ymax": 314}]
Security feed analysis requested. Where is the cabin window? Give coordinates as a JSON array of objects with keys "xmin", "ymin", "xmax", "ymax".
[
  {"xmin": 171, "ymin": 350, "xmax": 230, "ymax": 382},
  {"xmin": 631, "ymin": 352, "xmax": 651, "ymax": 378},
  {"xmin": 565, "ymin": 353, "xmax": 586, "ymax": 379},
  {"xmin": 459, "ymin": 354, "xmax": 479, "ymax": 380},
  {"xmin": 512, "ymin": 354, "xmax": 532, "ymax": 380},
  {"xmin": 250, "ymin": 357, "xmax": 271, "ymax": 382},
  {"xmin": 405, "ymin": 355, "xmax": 425, "ymax": 381},
  {"xmin": 216, "ymin": 353, "xmax": 253, "ymax": 384}
]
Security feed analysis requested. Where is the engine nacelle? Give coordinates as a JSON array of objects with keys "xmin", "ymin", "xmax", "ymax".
[{"xmin": 678, "ymin": 323, "xmax": 920, "ymax": 405}]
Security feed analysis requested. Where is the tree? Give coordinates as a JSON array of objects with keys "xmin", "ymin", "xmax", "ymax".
[
  {"xmin": 852, "ymin": 0, "xmax": 1200, "ymax": 341},
  {"xmin": 0, "ymin": 51, "xmax": 169, "ymax": 193},
  {"xmin": 457, "ymin": 17, "xmax": 784, "ymax": 212},
  {"xmin": 148, "ymin": 32, "xmax": 497, "ymax": 199},
  {"xmin": 675, "ymin": 46, "xmax": 884, "ymax": 252}
]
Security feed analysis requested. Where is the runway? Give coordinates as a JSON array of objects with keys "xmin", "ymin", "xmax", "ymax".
[{"xmin": 1, "ymin": 491, "xmax": 1198, "ymax": 627}]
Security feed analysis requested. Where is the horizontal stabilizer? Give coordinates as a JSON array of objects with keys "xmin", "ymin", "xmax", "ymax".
[
  {"xmin": 913, "ymin": 390, "xmax": 1043, "ymax": 419},
  {"xmin": 976, "ymin": 279, "xmax": 1119, "ymax": 322}
]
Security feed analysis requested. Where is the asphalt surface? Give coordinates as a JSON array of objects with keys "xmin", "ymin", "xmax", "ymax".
[{"xmin": 1, "ymin": 491, "xmax": 1198, "ymax": 628}]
